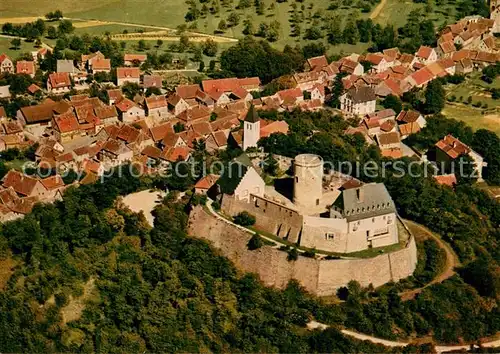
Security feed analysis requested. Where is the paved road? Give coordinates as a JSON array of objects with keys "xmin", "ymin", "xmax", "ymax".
[{"xmin": 307, "ymin": 321, "xmax": 500, "ymax": 353}]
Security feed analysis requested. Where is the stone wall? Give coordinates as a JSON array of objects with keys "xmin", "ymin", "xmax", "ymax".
[
  {"xmin": 221, "ymin": 194, "xmax": 303, "ymax": 243},
  {"xmin": 188, "ymin": 206, "xmax": 418, "ymax": 296}
]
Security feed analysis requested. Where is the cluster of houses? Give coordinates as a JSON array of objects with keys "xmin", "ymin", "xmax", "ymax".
[{"xmin": 0, "ymin": 15, "xmax": 496, "ymax": 221}]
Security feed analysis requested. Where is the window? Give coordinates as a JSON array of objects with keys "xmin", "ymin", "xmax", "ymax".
[
  {"xmin": 316, "ymin": 199, "xmax": 320, "ymax": 205},
  {"xmin": 325, "ymin": 233, "xmax": 335, "ymax": 240},
  {"xmin": 372, "ymin": 217, "xmax": 375, "ymax": 223}
]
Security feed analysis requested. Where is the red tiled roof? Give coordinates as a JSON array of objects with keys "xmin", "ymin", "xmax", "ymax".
[
  {"xmin": 439, "ymin": 41, "xmax": 456, "ymax": 54},
  {"xmin": 176, "ymin": 84, "xmax": 201, "ymax": 99},
  {"xmin": 434, "ymin": 174, "xmax": 457, "ymax": 187},
  {"xmin": 396, "ymin": 110, "xmax": 421, "ymax": 123},
  {"xmin": 307, "ymin": 55, "xmax": 328, "ymax": 70},
  {"xmin": 146, "ymin": 95, "xmax": 168, "ymax": 110},
  {"xmin": 2, "ymin": 170, "xmax": 41, "ymax": 196},
  {"xmin": 0, "ymin": 54, "xmax": 11, "ymax": 64},
  {"xmin": 277, "ymin": 88, "xmax": 302, "ymax": 101},
  {"xmin": 410, "ymin": 67, "xmax": 434, "ymax": 86},
  {"xmin": 115, "ymin": 98, "xmax": 138, "ymax": 112},
  {"xmin": 399, "ymin": 122, "xmax": 421, "ymax": 136},
  {"xmin": 0, "ymin": 106, "xmax": 5, "ymax": 118},
  {"xmin": 194, "ymin": 174, "xmax": 219, "ymax": 190},
  {"xmin": 381, "ymin": 148, "xmax": 403, "ymax": 159},
  {"xmin": 40, "ymin": 175, "xmax": 64, "ymax": 190},
  {"xmin": 162, "ymin": 146, "xmax": 191, "ymax": 162},
  {"xmin": 260, "ymin": 120, "xmax": 289, "ymax": 138},
  {"xmin": 124, "ymin": 54, "xmax": 147, "ymax": 62},
  {"xmin": 380, "ymin": 120, "xmax": 396, "ymax": 132},
  {"xmin": 48, "ymin": 72, "xmax": 71, "ymax": 88},
  {"xmin": 27, "ymin": 83, "xmax": 41, "ymax": 94},
  {"xmin": 92, "ymin": 58, "xmax": 111, "ymax": 71},
  {"xmin": 141, "ymin": 145, "xmax": 162, "ymax": 159},
  {"xmin": 150, "ymin": 122, "xmax": 173, "ymax": 142},
  {"xmin": 143, "ymin": 75, "xmax": 162, "ymax": 88},
  {"xmin": 435, "ymin": 134, "xmax": 470, "ymax": 159},
  {"xmin": 16, "ymin": 60, "xmax": 35, "ymax": 75},
  {"xmin": 416, "ymin": 46, "xmax": 434, "ymax": 59},
  {"xmin": 116, "ymin": 67, "xmax": 140, "ymax": 79},
  {"xmin": 54, "ymin": 112, "xmax": 80, "ymax": 133}
]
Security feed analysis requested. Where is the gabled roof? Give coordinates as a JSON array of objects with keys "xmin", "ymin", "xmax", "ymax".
[
  {"xmin": 396, "ymin": 110, "xmax": 422, "ymax": 123},
  {"xmin": 116, "ymin": 67, "xmax": 140, "ymax": 79},
  {"xmin": 124, "ymin": 53, "xmax": 147, "ymax": 62},
  {"xmin": 176, "ymin": 84, "xmax": 201, "ymax": 99},
  {"xmin": 48, "ymin": 72, "xmax": 71, "ymax": 88},
  {"xmin": 94, "ymin": 105, "xmax": 117, "ymax": 120},
  {"xmin": 40, "ymin": 175, "xmax": 64, "ymax": 190},
  {"xmin": 416, "ymin": 46, "xmax": 434, "ymax": 59},
  {"xmin": 345, "ymin": 86, "xmax": 376, "ymax": 103},
  {"xmin": 53, "ymin": 112, "xmax": 80, "ymax": 133},
  {"xmin": 382, "ymin": 48, "xmax": 400, "ymax": 60},
  {"xmin": 146, "ymin": 95, "xmax": 168, "ymax": 110},
  {"xmin": 16, "ymin": 60, "xmax": 35, "ymax": 75},
  {"xmin": 277, "ymin": 88, "xmax": 303, "ymax": 101},
  {"xmin": 2, "ymin": 170, "xmax": 42, "ymax": 196},
  {"xmin": 409, "ymin": 67, "xmax": 434, "ymax": 86},
  {"xmin": 143, "ymin": 75, "xmax": 162, "ymax": 88},
  {"xmin": 435, "ymin": 134, "xmax": 471, "ymax": 159},
  {"xmin": 399, "ymin": 122, "xmax": 421, "ymax": 136},
  {"xmin": 161, "ymin": 146, "xmax": 191, "ymax": 162},
  {"xmin": 434, "ymin": 174, "xmax": 457, "ymax": 187},
  {"xmin": 115, "ymin": 98, "xmax": 141, "ymax": 112},
  {"xmin": 377, "ymin": 131, "xmax": 400, "ymax": 146},
  {"xmin": 439, "ymin": 41, "xmax": 456, "ymax": 54},
  {"xmin": 195, "ymin": 174, "xmax": 219, "ymax": 190},
  {"xmin": 150, "ymin": 122, "xmax": 173, "ymax": 142},
  {"xmin": 141, "ymin": 145, "xmax": 162, "ymax": 159},
  {"xmin": 260, "ymin": 120, "xmax": 289, "ymax": 138},
  {"xmin": 0, "ymin": 54, "xmax": 12, "ymax": 64},
  {"xmin": 307, "ymin": 55, "xmax": 328, "ymax": 70},
  {"xmin": 107, "ymin": 89, "xmax": 123, "ymax": 102},
  {"xmin": 92, "ymin": 58, "xmax": 111, "ymax": 71}
]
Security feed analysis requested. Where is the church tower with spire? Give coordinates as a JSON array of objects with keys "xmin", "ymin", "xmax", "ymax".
[{"xmin": 243, "ymin": 104, "xmax": 260, "ymax": 151}]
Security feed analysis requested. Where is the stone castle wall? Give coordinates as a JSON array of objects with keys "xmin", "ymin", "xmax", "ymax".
[
  {"xmin": 221, "ymin": 194, "xmax": 303, "ymax": 243},
  {"xmin": 188, "ymin": 206, "xmax": 418, "ymax": 296}
]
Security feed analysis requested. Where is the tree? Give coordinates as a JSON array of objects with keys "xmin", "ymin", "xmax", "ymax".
[
  {"xmin": 424, "ymin": 79, "xmax": 445, "ymax": 114},
  {"xmin": 121, "ymin": 82, "xmax": 142, "ymax": 100},
  {"xmin": 45, "ymin": 10, "xmax": 63, "ymax": 21},
  {"xmin": 263, "ymin": 153, "xmax": 279, "ymax": 176},
  {"xmin": 382, "ymin": 94, "xmax": 403, "ymax": 114},
  {"xmin": 137, "ymin": 39, "xmax": 147, "ymax": 52},
  {"xmin": 47, "ymin": 26, "xmax": 57, "ymax": 39},
  {"xmin": 227, "ymin": 12, "xmax": 240, "ymax": 27},
  {"xmin": 156, "ymin": 39, "xmax": 163, "ymax": 48},
  {"xmin": 233, "ymin": 211, "xmax": 256, "ymax": 226},
  {"xmin": 247, "ymin": 233, "xmax": 263, "ymax": 250},
  {"xmin": 287, "ymin": 247, "xmax": 299, "ymax": 261},
  {"xmin": 58, "ymin": 20, "xmax": 74, "ymax": 35},
  {"xmin": 343, "ymin": 20, "xmax": 360, "ymax": 45},
  {"xmin": 179, "ymin": 34, "xmax": 190, "ymax": 52},
  {"xmin": 10, "ymin": 38, "xmax": 21, "ymax": 50},
  {"xmin": 202, "ymin": 39, "xmax": 218, "ymax": 57},
  {"xmin": 217, "ymin": 19, "xmax": 227, "ymax": 32}
]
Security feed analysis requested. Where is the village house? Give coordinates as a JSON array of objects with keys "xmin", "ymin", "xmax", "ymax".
[
  {"xmin": 124, "ymin": 54, "xmax": 147, "ymax": 67},
  {"xmin": 81, "ymin": 51, "xmax": 105, "ymax": 71},
  {"xmin": 194, "ymin": 174, "xmax": 219, "ymax": 195},
  {"xmin": 275, "ymin": 88, "xmax": 304, "ymax": 105},
  {"xmin": 1, "ymin": 170, "xmax": 49, "ymax": 200},
  {"xmin": 107, "ymin": 89, "xmax": 123, "ymax": 105},
  {"xmin": 177, "ymin": 105, "xmax": 212, "ymax": 126},
  {"xmin": 293, "ymin": 71, "xmax": 326, "ymax": 91},
  {"xmin": 0, "ymin": 54, "xmax": 13, "ymax": 73},
  {"xmin": 435, "ymin": 134, "xmax": 487, "ymax": 181},
  {"xmin": 456, "ymin": 58, "xmax": 474, "ymax": 74},
  {"xmin": 16, "ymin": 60, "xmax": 35, "ymax": 78},
  {"xmin": 94, "ymin": 105, "xmax": 119, "ymax": 126},
  {"xmin": 17, "ymin": 100, "xmax": 71, "ymax": 137},
  {"xmin": 340, "ymin": 86, "xmax": 376, "ymax": 116},
  {"xmin": 143, "ymin": 75, "xmax": 163, "ymax": 90},
  {"xmin": 52, "ymin": 111, "xmax": 81, "ymax": 143},
  {"xmin": 305, "ymin": 55, "xmax": 329, "ymax": 71},
  {"xmin": 47, "ymin": 72, "xmax": 72, "ymax": 94},
  {"xmin": 145, "ymin": 95, "xmax": 170, "ymax": 119},
  {"xmin": 406, "ymin": 67, "xmax": 435, "ymax": 88},
  {"xmin": 115, "ymin": 98, "xmax": 145, "ymax": 123},
  {"xmin": 415, "ymin": 46, "xmax": 438, "ymax": 65},
  {"xmin": 396, "ymin": 110, "xmax": 427, "ymax": 138},
  {"xmin": 205, "ymin": 130, "xmax": 229, "ymax": 152},
  {"xmin": 338, "ymin": 58, "xmax": 364, "ymax": 76},
  {"xmin": 91, "ymin": 58, "xmax": 111, "ymax": 73},
  {"xmin": 436, "ymin": 41, "xmax": 457, "ymax": 58},
  {"xmin": 310, "ymin": 84, "xmax": 326, "ymax": 103},
  {"xmin": 39, "ymin": 175, "xmax": 65, "ymax": 202},
  {"xmin": 362, "ymin": 109, "xmax": 397, "ymax": 136},
  {"xmin": 167, "ymin": 94, "xmax": 190, "ymax": 116},
  {"xmin": 364, "ymin": 53, "xmax": 390, "ymax": 73},
  {"xmin": 116, "ymin": 67, "xmax": 141, "ymax": 86},
  {"xmin": 98, "ymin": 139, "xmax": 134, "ymax": 167}
]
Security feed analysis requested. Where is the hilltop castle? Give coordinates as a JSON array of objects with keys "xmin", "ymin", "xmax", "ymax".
[{"xmin": 218, "ymin": 153, "xmax": 400, "ymax": 254}]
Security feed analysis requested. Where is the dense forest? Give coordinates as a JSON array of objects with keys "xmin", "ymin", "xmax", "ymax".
[{"xmin": 0, "ymin": 165, "xmax": 406, "ymax": 352}]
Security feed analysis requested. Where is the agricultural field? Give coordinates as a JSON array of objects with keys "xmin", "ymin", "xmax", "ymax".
[
  {"xmin": 0, "ymin": 0, "xmax": 457, "ymax": 55},
  {"xmin": 443, "ymin": 73, "xmax": 500, "ymax": 136}
]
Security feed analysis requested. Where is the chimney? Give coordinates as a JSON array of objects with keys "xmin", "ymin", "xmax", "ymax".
[{"xmin": 356, "ymin": 187, "xmax": 364, "ymax": 202}]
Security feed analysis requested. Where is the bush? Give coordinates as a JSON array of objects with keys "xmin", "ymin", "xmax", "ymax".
[
  {"xmin": 247, "ymin": 233, "xmax": 263, "ymax": 250},
  {"xmin": 233, "ymin": 211, "xmax": 256, "ymax": 226},
  {"xmin": 447, "ymin": 95, "xmax": 456, "ymax": 102},
  {"xmin": 287, "ymin": 247, "xmax": 299, "ymax": 261},
  {"xmin": 472, "ymin": 101, "xmax": 482, "ymax": 108},
  {"xmin": 212, "ymin": 200, "xmax": 221, "ymax": 210}
]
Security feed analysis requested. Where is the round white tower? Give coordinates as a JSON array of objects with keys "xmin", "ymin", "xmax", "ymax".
[{"xmin": 293, "ymin": 154, "xmax": 323, "ymax": 210}]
